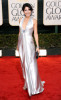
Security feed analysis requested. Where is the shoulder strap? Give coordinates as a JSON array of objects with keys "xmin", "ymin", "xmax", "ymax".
[{"xmin": 19, "ymin": 17, "xmax": 24, "ymax": 24}]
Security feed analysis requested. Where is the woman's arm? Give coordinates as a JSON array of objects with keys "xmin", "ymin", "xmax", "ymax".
[{"xmin": 33, "ymin": 19, "xmax": 39, "ymax": 48}]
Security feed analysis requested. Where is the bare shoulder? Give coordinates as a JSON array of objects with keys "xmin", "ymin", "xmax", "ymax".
[
  {"xmin": 33, "ymin": 18, "xmax": 37, "ymax": 25},
  {"xmin": 19, "ymin": 17, "xmax": 23, "ymax": 23}
]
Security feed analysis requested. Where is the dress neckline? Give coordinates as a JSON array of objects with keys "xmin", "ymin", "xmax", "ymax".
[{"xmin": 22, "ymin": 16, "xmax": 31, "ymax": 30}]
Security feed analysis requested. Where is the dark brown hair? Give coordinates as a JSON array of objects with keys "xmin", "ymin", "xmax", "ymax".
[{"xmin": 22, "ymin": 3, "xmax": 33, "ymax": 12}]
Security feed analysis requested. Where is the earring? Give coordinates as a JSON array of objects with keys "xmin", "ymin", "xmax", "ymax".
[
  {"xmin": 24, "ymin": 14, "xmax": 25, "ymax": 16},
  {"xmin": 30, "ymin": 12, "xmax": 32, "ymax": 16}
]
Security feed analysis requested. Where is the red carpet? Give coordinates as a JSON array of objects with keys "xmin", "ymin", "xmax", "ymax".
[{"xmin": 0, "ymin": 55, "xmax": 61, "ymax": 100}]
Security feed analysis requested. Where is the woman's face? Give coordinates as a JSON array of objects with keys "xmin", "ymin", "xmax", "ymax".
[{"xmin": 23, "ymin": 7, "xmax": 32, "ymax": 17}]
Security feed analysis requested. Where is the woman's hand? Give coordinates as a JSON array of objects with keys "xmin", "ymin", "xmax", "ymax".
[{"xmin": 36, "ymin": 47, "xmax": 40, "ymax": 54}]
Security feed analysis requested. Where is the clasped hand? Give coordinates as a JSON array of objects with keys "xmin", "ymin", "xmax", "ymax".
[{"xmin": 36, "ymin": 47, "xmax": 40, "ymax": 54}]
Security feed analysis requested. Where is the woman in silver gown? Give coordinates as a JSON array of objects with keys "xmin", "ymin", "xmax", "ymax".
[{"xmin": 17, "ymin": 3, "xmax": 45, "ymax": 96}]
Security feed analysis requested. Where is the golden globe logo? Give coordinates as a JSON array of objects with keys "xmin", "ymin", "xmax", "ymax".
[
  {"xmin": 43, "ymin": 0, "xmax": 61, "ymax": 25},
  {"xmin": 10, "ymin": 3, "xmax": 34, "ymax": 21},
  {"xmin": 46, "ymin": 1, "xmax": 61, "ymax": 20},
  {"xmin": 11, "ymin": 3, "xmax": 23, "ymax": 16},
  {"xmin": 8, "ymin": 0, "xmax": 37, "ymax": 26}
]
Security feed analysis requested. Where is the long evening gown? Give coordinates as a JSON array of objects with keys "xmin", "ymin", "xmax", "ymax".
[{"xmin": 18, "ymin": 15, "xmax": 45, "ymax": 96}]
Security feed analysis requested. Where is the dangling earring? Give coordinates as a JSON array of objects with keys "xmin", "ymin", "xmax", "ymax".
[
  {"xmin": 24, "ymin": 14, "xmax": 25, "ymax": 16},
  {"xmin": 30, "ymin": 12, "xmax": 32, "ymax": 16}
]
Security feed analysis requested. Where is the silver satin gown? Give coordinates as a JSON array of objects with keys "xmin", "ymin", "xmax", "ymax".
[{"xmin": 18, "ymin": 16, "xmax": 45, "ymax": 96}]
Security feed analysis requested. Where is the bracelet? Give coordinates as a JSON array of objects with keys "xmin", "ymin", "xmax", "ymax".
[{"xmin": 36, "ymin": 46, "xmax": 39, "ymax": 48}]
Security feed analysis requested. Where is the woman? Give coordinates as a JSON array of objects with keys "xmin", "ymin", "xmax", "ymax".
[{"xmin": 17, "ymin": 3, "xmax": 45, "ymax": 96}]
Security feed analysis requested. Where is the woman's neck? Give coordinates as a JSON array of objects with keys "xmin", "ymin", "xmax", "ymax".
[{"xmin": 25, "ymin": 16, "xmax": 30, "ymax": 19}]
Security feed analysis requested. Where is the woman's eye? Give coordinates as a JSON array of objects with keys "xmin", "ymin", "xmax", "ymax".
[{"xmin": 25, "ymin": 9, "xmax": 30, "ymax": 11}]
